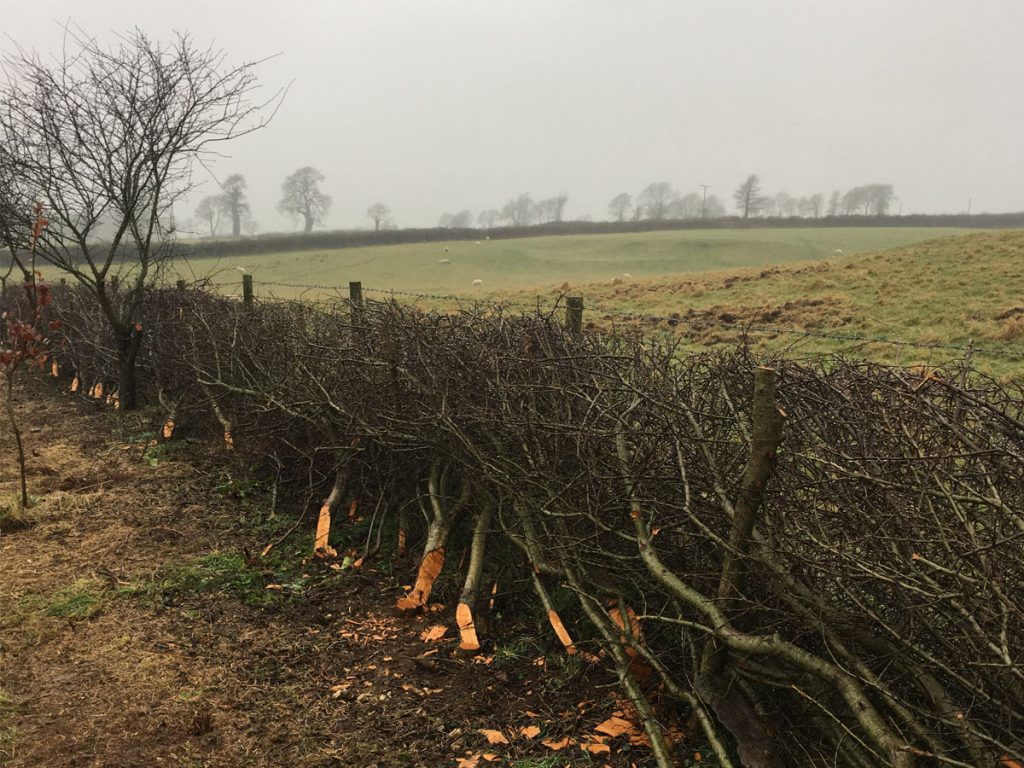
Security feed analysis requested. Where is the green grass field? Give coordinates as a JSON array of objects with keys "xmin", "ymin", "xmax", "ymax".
[
  {"xmin": 173, "ymin": 225, "xmax": 1024, "ymax": 375},
  {"xmin": 500, "ymin": 230, "xmax": 1024, "ymax": 376},
  {"xmin": 179, "ymin": 227, "xmax": 975, "ymax": 299}
]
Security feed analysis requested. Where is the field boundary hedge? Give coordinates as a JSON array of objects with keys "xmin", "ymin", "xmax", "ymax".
[{"xmin": 8, "ymin": 281, "xmax": 1024, "ymax": 768}]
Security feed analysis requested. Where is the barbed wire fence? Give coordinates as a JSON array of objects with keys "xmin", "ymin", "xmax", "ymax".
[{"xmin": 234, "ymin": 276, "xmax": 1024, "ymax": 366}]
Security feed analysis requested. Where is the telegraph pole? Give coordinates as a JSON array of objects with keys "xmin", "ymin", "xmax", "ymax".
[{"xmin": 700, "ymin": 184, "xmax": 711, "ymax": 218}]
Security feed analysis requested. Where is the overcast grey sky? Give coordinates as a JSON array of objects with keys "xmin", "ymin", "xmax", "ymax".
[{"xmin": 2, "ymin": 0, "xmax": 1022, "ymax": 231}]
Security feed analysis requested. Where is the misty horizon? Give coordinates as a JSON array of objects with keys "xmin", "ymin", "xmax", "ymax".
[{"xmin": 3, "ymin": 0, "xmax": 1022, "ymax": 234}]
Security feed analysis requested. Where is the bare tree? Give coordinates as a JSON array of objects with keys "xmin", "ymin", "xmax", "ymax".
[
  {"xmin": 667, "ymin": 192, "xmax": 702, "ymax": 219},
  {"xmin": 439, "ymin": 210, "xmax": 473, "ymax": 229},
  {"xmin": 501, "ymin": 194, "xmax": 534, "ymax": 227},
  {"xmin": 808, "ymin": 192, "xmax": 824, "ymax": 218},
  {"xmin": 703, "ymin": 194, "xmax": 727, "ymax": 218},
  {"xmin": 219, "ymin": 175, "xmax": 250, "ymax": 237},
  {"xmin": 733, "ymin": 174, "xmax": 767, "ymax": 219},
  {"xmin": 0, "ymin": 28, "xmax": 278, "ymax": 409},
  {"xmin": 827, "ymin": 190, "xmax": 842, "ymax": 217},
  {"xmin": 0, "ymin": 152, "xmax": 33, "ymax": 292},
  {"xmin": 476, "ymin": 209, "xmax": 501, "ymax": 229},
  {"xmin": 194, "ymin": 195, "xmax": 223, "ymax": 237},
  {"xmin": 279, "ymin": 167, "xmax": 331, "ymax": 234},
  {"xmin": 366, "ymin": 203, "xmax": 391, "ymax": 232},
  {"xmin": 637, "ymin": 182, "xmax": 676, "ymax": 220},
  {"xmin": 608, "ymin": 192, "xmax": 632, "ymax": 222},
  {"xmin": 537, "ymin": 194, "xmax": 568, "ymax": 223}
]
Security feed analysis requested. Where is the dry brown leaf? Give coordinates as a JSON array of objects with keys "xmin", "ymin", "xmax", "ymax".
[
  {"xmin": 477, "ymin": 728, "xmax": 509, "ymax": 745},
  {"xmin": 524, "ymin": 710, "xmax": 541, "ymax": 718},
  {"xmin": 580, "ymin": 741, "xmax": 612, "ymax": 755},
  {"xmin": 419, "ymin": 624, "xmax": 448, "ymax": 642},
  {"xmin": 541, "ymin": 736, "xmax": 573, "ymax": 750},
  {"xmin": 457, "ymin": 602, "xmax": 481, "ymax": 651},
  {"xmin": 594, "ymin": 715, "xmax": 636, "ymax": 738},
  {"xmin": 481, "ymin": 755, "xmax": 499, "ymax": 762},
  {"xmin": 1001, "ymin": 757, "xmax": 1024, "ymax": 768},
  {"xmin": 456, "ymin": 756, "xmax": 480, "ymax": 768},
  {"xmin": 519, "ymin": 725, "xmax": 541, "ymax": 739}
]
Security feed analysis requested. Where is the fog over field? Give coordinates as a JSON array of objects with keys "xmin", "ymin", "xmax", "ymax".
[{"xmin": 2, "ymin": 0, "xmax": 1023, "ymax": 231}]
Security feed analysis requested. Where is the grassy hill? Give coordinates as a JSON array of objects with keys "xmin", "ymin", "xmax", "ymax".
[
  {"xmin": 182, "ymin": 226, "xmax": 974, "ymax": 298},
  {"xmin": 500, "ymin": 230, "xmax": 1024, "ymax": 376}
]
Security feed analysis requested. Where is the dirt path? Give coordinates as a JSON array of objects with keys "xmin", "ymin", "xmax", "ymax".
[{"xmin": 1, "ymin": 386, "xmax": 658, "ymax": 768}]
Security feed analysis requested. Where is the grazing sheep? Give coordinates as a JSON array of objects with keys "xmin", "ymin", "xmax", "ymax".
[
  {"xmin": 438, "ymin": 258, "xmax": 451, "ymax": 265},
  {"xmin": 472, "ymin": 278, "xmax": 483, "ymax": 287},
  {"xmin": 622, "ymin": 273, "xmax": 632, "ymax": 280},
  {"xmin": 834, "ymin": 249, "xmax": 844, "ymax": 256},
  {"xmin": 444, "ymin": 247, "xmax": 450, "ymax": 254},
  {"xmin": 475, "ymin": 241, "xmax": 481, "ymax": 245}
]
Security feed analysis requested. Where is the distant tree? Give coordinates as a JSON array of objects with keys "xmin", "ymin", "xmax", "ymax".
[
  {"xmin": 450, "ymin": 209, "xmax": 474, "ymax": 228},
  {"xmin": 501, "ymin": 194, "xmax": 534, "ymax": 227},
  {"xmin": 808, "ymin": 192, "xmax": 825, "ymax": 218},
  {"xmin": 537, "ymin": 194, "xmax": 568, "ymax": 223},
  {"xmin": 366, "ymin": 202, "xmax": 392, "ymax": 232},
  {"xmin": 771, "ymin": 191, "xmax": 796, "ymax": 218},
  {"xmin": 220, "ymin": 174, "xmax": 250, "ymax": 237},
  {"xmin": 438, "ymin": 212, "xmax": 454, "ymax": 228},
  {"xmin": 278, "ymin": 167, "xmax": 331, "ymax": 234},
  {"xmin": 637, "ymin": 182, "xmax": 676, "ymax": 220},
  {"xmin": 733, "ymin": 174, "xmax": 767, "ymax": 219},
  {"xmin": 867, "ymin": 184, "xmax": 895, "ymax": 215},
  {"xmin": 194, "ymin": 195, "xmax": 222, "ymax": 237},
  {"xmin": 577, "ymin": 214, "xmax": 593, "ymax": 222},
  {"xmin": 608, "ymin": 193, "xmax": 632, "ymax": 222},
  {"xmin": 477, "ymin": 209, "xmax": 501, "ymax": 228},
  {"xmin": 630, "ymin": 203, "xmax": 644, "ymax": 221},
  {"xmin": 703, "ymin": 194, "xmax": 727, "ymax": 218},
  {"xmin": 668, "ymin": 192, "xmax": 702, "ymax": 219},
  {"xmin": 241, "ymin": 215, "xmax": 259, "ymax": 236},
  {"xmin": 827, "ymin": 190, "xmax": 842, "ymax": 217}
]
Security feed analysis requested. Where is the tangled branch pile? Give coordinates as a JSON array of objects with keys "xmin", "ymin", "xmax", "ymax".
[{"xmin": 12, "ymin": 282, "xmax": 1024, "ymax": 768}]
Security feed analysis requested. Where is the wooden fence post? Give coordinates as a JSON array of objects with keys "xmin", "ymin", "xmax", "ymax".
[
  {"xmin": 242, "ymin": 273, "xmax": 253, "ymax": 307},
  {"xmin": 349, "ymin": 281, "xmax": 363, "ymax": 327},
  {"xmin": 566, "ymin": 296, "xmax": 584, "ymax": 338}
]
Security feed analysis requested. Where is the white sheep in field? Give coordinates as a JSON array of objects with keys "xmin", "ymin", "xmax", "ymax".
[
  {"xmin": 438, "ymin": 258, "xmax": 451, "ymax": 265},
  {"xmin": 472, "ymin": 278, "xmax": 483, "ymax": 287},
  {"xmin": 475, "ymin": 241, "xmax": 481, "ymax": 245},
  {"xmin": 834, "ymin": 248, "xmax": 844, "ymax": 256},
  {"xmin": 622, "ymin": 273, "xmax": 632, "ymax": 280}
]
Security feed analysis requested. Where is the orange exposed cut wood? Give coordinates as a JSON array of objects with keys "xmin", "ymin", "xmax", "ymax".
[
  {"xmin": 224, "ymin": 429, "xmax": 234, "ymax": 450},
  {"xmin": 70, "ymin": 376, "xmax": 79, "ymax": 392},
  {"xmin": 396, "ymin": 547, "xmax": 445, "ymax": 611},
  {"xmin": 162, "ymin": 418, "xmax": 175, "ymax": 439},
  {"xmin": 547, "ymin": 609, "xmax": 577, "ymax": 655},
  {"xmin": 313, "ymin": 504, "xmax": 337, "ymax": 558},
  {"xmin": 456, "ymin": 602, "xmax": 481, "ymax": 651},
  {"xmin": 51, "ymin": 360, "xmax": 58, "ymax": 377}
]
